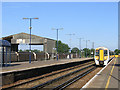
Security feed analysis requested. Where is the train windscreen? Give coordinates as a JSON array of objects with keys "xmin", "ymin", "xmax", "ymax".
[
  {"xmin": 104, "ymin": 50, "xmax": 108, "ymax": 56},
  {"xmin": 95, "ymin": 50, "xmax": 99, "ymax": 56}
]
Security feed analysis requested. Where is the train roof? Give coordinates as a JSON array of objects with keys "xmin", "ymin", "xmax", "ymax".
[{"xmin": 95, "ymin": 47, "xmax": 108, "ymax": 50}]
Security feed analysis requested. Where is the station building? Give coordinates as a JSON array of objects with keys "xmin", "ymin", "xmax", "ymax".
[
  {"xmin": 1, "ymin": 32, "xmax": 56, "ymax": 62},
  {"xmin": 2, "ymin": 32, "xmax": 56, "ymax": 54}
]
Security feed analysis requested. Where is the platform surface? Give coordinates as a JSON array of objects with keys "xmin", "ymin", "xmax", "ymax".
[
  {"xmin": 1, "ymin": 58, "xmax": 92, "ymax": 74},
  {"xmin": 84, "ymin": 57, "xmax": 120, "ymax": 89}
]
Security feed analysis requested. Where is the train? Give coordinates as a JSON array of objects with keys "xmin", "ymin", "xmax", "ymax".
[{"xmin": 94, "ymin": 47, "xmax": 114, "ymax": 66}]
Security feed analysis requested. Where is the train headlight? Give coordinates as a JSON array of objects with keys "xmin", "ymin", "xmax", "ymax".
[
  {"xmin": 104, "ymin": 56, "xmax": 108, "ymax": 60},
  {"xmin": 95, "ymin": 56, "xmax": 99, "ymax": 60}
]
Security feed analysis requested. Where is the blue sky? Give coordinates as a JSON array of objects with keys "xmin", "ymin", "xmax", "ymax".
[{"xmin": 2, "ymin": 2, "xmax": 118, "ymax": 51}]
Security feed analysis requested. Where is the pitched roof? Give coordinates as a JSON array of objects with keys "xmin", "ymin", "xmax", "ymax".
[{"xmin": 2, "ymin": 32, "xmax": 55, "ymax": 41}]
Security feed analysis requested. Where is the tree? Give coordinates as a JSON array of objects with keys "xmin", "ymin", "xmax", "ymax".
[
  {"xmin": 56, "ymin": 40, "xmax": 70, "ymax": 53},
  {"xmin": 71, "ymin": 47, "xmax": 79, "ymax": 54},
  {"xmin": 32, "ymin": 49, "xmax": 40, "ymax": 52},
  {"xmin": 90, "ymin": 48, "xmax": 95, "ymax": 57},
  {"xmin": 90, "ymin": 49, "xmax": 95, "ymax": 54},
  {"xmin": 19, "ymin": 49, "xmax": 23, "ymax": 52},
  {"xmin": 83, "ymin": 48, "xmax": 91, "ymax": 57},
  {"xmin": 114, "ymin": 49, "xmax": 120, "ymax": 55},
  {"xmin": 23, "ymin": 49, "xmax": 41, "ymax": 52},
  {"xmin": 25, "ymin": 49, "xmax": 29, "ymax": 52}
]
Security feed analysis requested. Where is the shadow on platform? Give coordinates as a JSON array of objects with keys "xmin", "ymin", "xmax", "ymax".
[
  {"xmin": 0, "ymin": 64, "xmax": 21, "ymax": 67},
  {"xmin": 111, "ymin": 64, "xmax": 120, "ymax": 67},
  {"xmin": 110, "ymin": 75, "xmax": 120, "ymax": 82}
]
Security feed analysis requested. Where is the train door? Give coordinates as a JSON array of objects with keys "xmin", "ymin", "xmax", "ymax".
[
  {"xmin": 99, "ymin": 49, "xmax": 104, "ymax": 65},
  {"xmin": 99, "ymin": 50, "xmax": 104, "ymax": 61}
]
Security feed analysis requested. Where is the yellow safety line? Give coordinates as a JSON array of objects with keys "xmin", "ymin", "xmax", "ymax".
[{"xmin": 105, "ymin": 58, "xmax": 116, "ymax": 89}]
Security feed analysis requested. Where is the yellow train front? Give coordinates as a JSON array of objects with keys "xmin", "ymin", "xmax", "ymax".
[{"xmin": 94, "ymin": 47, "xmax": 110, "ymax": 66}]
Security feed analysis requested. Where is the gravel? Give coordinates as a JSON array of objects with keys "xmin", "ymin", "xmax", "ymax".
[
  {"xmin": 15, "ymin": 62, "xmax": 95, "ymax": 88},
  {"xmin": 66, "ymin": 67, "xmax": 102, "ymax": 88}
]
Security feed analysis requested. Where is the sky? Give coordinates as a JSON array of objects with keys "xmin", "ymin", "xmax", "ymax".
[{"xmin": 2, "ymin": 2, "xmax": 118, "ymax": 51}]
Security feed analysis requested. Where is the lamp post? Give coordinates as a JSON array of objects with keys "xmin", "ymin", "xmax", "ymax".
[
  {"xmin": 66, "ymin": 33, "xmax": 75, "ymax": 59},
  {"xmin": 92, "ymin": 42, "xmax": 94, "ymax": 57},
  {"xmin": 78, "ymin": 38, "xmax": 83, "ymax": 58},
  {"xmin": 89, "ymin": 41, "xmax": 94, "ymax": 57},
  {"xmin": 52, "ymin": 28, "xmax": 63, "ymax": 61},
  {"xmin": 23, "ymin": 18, "xmax": 39, "ymax": 63},
  {"xmin": 84, "ymin": 40, "xmax": 90, "ymax": 58}
]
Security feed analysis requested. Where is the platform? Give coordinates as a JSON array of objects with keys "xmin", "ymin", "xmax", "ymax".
[
  {"xmin": 1, "ymin": 58, "xmax": 92, "ymax": 74},
  {"xmin": 82, "ymin": 57, "xmax": 120, "ymax": 89}
]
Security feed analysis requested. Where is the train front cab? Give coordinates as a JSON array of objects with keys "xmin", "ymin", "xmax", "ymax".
[{"xmin": 95, "ymin": 48, "xmax": 109, "ymax": 66}]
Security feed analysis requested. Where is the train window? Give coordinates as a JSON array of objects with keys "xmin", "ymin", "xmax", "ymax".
[
  {"xmin": 109, "ymin": 51, "xmax": 111, "ymax": 55},
  {"xmin": 95, "ymin": 50, "xmax": 99, "ymax": 56},
  {"xmin": 104, "ymin": 50, "xmax": 108, "ymax": 56}
]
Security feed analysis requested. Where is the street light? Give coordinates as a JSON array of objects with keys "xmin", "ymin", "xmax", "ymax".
[
  {"xmin": 66, "ymin": 33, "xmax": 75, "ymax": 59},
  {"xmin": 52, "ymin": 28, "xmax": 63, "ymax": 61},
  {"xmin": 92, "ymin": 42, "xmax": 94, "ymax": 49},
  {"xmin": 89, "ymin": 41, "xmax": 94, "ymax": 57},
  {"xmin": 23, "ymin": 17, "xmax": 39, "ymax": 63},
  {"xmin": 92, "ymin": 42, "xmax": 94, "ymax": 57},
  {"xmin": 78, "ymin": 38, "xmax": 84, "ymax": 58},
  {"xmin": 83, "ymin": 40, "xmax": 90, "ymax": 58}
]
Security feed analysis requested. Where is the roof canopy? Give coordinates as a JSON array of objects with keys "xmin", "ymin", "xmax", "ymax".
[{"xmin": 0, "ymin": 40, "xmax": 11, "ymax": 47}]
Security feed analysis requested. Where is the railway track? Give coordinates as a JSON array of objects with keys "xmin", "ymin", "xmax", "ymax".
[
  {"xmin": 2, "ymin": 60, "xmax": 95, "ymax": 90},
  {"xmin": 29, "ymin": 64, "xmax": 96, "ymax": 90}
]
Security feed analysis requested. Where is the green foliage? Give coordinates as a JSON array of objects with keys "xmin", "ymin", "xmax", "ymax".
[
  {"xmin": 90, "ymin": 48, "xmax": 95, "ymax": 57},
  {"xmin": 56, "ymin": 40, "xmax": 70, "ymax": 53},
  {"xmin": 90, "ymin": 48, "xmax": 95, "ymax": 54},
  {"xmin": 83, "ymin": 48, "xmax": 91, "ymax": 57},
  {"xmin": 114, "ymin": 49, "xmax": 120, "ymax": 55},
  {"xmin": 32, "ymin": 49, "xmax": 40, "ymax": 52},
  {"xmin": 71, "ymin": 47, "xmax": 79, "ymax": 53},
  {"xmin": 25, "ymin": 49, "xmax": 30, "ymax": 52},
  {"xmin": 19, "ymin": 49, "xmax": 23, "ymax": 52},
  {"xmin": 19, "ymin": 49, "xmax": 41, "ymax": 52}
]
